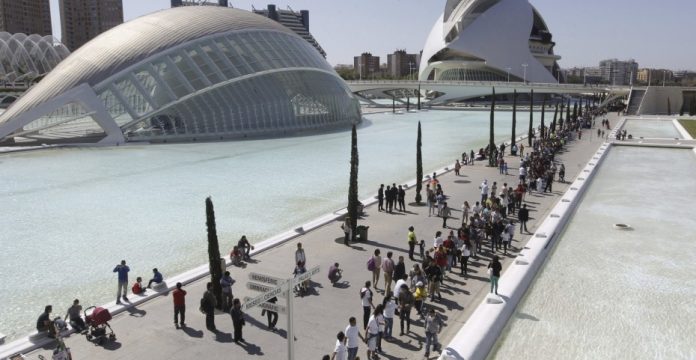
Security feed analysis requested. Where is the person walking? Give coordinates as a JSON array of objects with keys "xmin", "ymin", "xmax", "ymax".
[
  {"xmin": 344, "ymin": 317, "xmax": 361, "ymax": 360},
  {"xmin": 230, "ymin": 298, "xmax": 245, "ymax": 343},
  {"xmin": 397, "ymin": 284, "xmax": 414, "ymax": 335},
  {"xmin": 382, "ymin": 294, "xmax": 396, "ymax": 340},
  {"xmin": 360, "ymin": 281, "xmax": 374, "ymax": 329},
  {"xmin": 480, "ymin": 179, "xmax": 489, "ymax": 203},
  {"xmin": 364, "ymin": 307, "xmax": 382, "ymax": 360},
  {"xmin": 220, "ymin": 271, "xmax": 235, "ymax": 312},
  {"xmin": 488, "ymin": 256, "xmax": 502, "ymax": 295},
  {"xmin": 370, "ymin": 249, "xmax": 382, "ymax": 290},
  {"xmin": 113, "ymin": 260, "xmax": 130, "ymax": 304},
  {"xmin": 332, "ymin": 331, "xmax": 348, "ymax": 360},
  {"xmin": 382, "ymin": 252, "xmax": 394, "ymax": 292},
  {"xmin": 461, "ymin": 201, "xmax": 470, "ymax": 226},
  {"xmin": 441, "ymin": 202, "xmax": 451, "ymax": 228},
  {"xmin": 518, "ymin": 204, "xmax": 530, "ymax": 233},
  {"xmin": 454, "ymin": 159, "xmax": 461, "ymax": 175},
  {"xmin": 377, "ymin": 184, "xmax": 384, "ymax": 212},
  {"xmin": 172, "ymin": 282, "xmax": 187, "ymax": 328},
  {"xmin": 460, "ymin": 241, "xmax": 471, "ymax": 276},
  {"xmin": 394, "ymin": 256, "xmax": 406, "ymax": 283},
  {"xmin": 295, "ymin": 242, "xmax": 307, "ymax": 266},
  {"xmin": 424, "ymin": 308, "xmax": 444, "ymax": 358},
  {"xmin": 263, "ymin": 297, "xmax": 279, "ymax": 331},
  {"xmin": 407, "ymin": 226, "xmax": 417, "ymax": 260},
  {"xmin": 202, "ymin": 282, "xmax": 217, "ymax": 332}
]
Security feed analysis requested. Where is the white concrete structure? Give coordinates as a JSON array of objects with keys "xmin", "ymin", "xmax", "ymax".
[
  {"xmin": 0, "ymin": 7, "xmax": 360, "ymax": 146},
  {"xmin": 419, "ymin": 0, "xmax": 562, "ymax": 84},
  {"xmin": 0, "ymin": 32, "xmax": 69, "ymax": 85}
]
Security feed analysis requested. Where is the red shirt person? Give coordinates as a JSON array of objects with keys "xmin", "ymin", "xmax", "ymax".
[{"xmin": 172, "ymin": 282, "xmax": 187, "ymax": 327}]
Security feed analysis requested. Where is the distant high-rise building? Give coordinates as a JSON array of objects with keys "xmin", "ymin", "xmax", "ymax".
[
  {"xmin": 354, "ymin": 53, "xmax": 380, "ymax": 80},
  {"xmin": 598, "ymin": 59, "xmax": 638, "ymax": 86},
  {"xmin": 253, "ymin": 5, "xmax": 326, "ymax": 58},
  {"xmin": 387, "ymin": 50, "xmax": 419, "ymax": 79},
  {"xmin": 637, "ymin": 68, "xmax": 674, "ymax": 85},
  {"xmin": 0, "ymin": 0, "xmax": 52, "ymax": 36},
  {"xmin": 60, "ymin": 0, "xmax": 124, "ymax": 51}
]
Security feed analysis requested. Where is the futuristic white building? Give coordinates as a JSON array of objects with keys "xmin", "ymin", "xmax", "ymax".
[
  {"xmin": 419, "ymin": 0, "xmax": 562, "ymax": 84},
  {"xmin": 0, "ymin": 32, "xmax": 70, "ymax": 85},
  {"xmin": 0, "ymin": 7, "xmax": 360, "ymax": 145}
]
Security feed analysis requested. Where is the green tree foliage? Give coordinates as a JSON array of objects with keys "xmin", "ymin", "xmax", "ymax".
[
  {"xmin": 489, "ymin": 87, "xmax": 496, "ymax": 167},
  {"xmin": 415, "ymin": 121, "xmax": 423, "ymax": 203},
  {"xmin": 528, "ymin": 89, "xmax": 534, "ymax": 147},
  {"xmin": 206, "ymin": 197, "xmax": 223, "ymax": 309},
  {"xmin": 347, "ymin": 124, "xmax": 359, "ymax": 240}
]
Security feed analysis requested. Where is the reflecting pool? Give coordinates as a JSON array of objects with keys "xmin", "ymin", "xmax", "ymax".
[
  {"xmin": 0, "ymin": 109, "xmax": 543, "ymax": 341},
  {"xmin": 489, "ymin": 146, "xmax": 696, "ymax": 359},
  {"xmin": 622, "ymin": 119, "xmax": 681, "ymax": 139}
]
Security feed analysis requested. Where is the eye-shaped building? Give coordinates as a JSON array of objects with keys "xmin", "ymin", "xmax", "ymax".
[
  {"xmin": 419, "ymin": 0, "xmax": 562, "ymax": 84},
  {"xmin": 0, "ymin": 7, "xmax": 361, "ymax": 145}
]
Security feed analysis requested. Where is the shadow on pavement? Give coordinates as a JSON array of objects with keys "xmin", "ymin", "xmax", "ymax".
[
  {"xmin": 181, "ymin": 326, "xmax": 204, "ymax": 338},
  {"xmin": 238, "ymin": 340, "xmax": 263, "ymax": 355},
  {"xmin": 214, "ymin": 331, "xmax": 233, "ymax": 343},
  {"xmin": 102, "ymin": 340, "xmax": 122, "ymax": 351}
]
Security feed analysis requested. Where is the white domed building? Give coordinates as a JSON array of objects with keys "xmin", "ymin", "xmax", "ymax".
[
  {"xmin": 0, "ymin": 7, "xmax": 361, "ymax": 145},
  {"xmin": 419, "ymin": 0, "xmax": 562, "ymax": 84}
]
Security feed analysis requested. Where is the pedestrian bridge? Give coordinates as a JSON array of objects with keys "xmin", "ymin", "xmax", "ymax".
[{"xmin": 346, "ymin": 80, "xmax": 633, "ymax": 104}]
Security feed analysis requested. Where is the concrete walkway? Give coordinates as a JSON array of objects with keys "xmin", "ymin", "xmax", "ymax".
[{"xmin": 27, "ymin": 116, "xmax": 612, "ymax": 360}]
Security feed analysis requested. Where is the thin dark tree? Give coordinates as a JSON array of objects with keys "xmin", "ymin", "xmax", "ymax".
[
  {"xmin": 551, "ymin": 102, "xmax": 558, "ymax": 136},
  {"xmin": 540, "ymin": 97, "xmax": 546, "ymax": 139},
  {"xmin": 528, "ymin": 89, "xmax": 534, "ymax": 147},
  {"xmin": 667, "ymin": 97, "xmax": 671, "ymax": 115},
  {"xmin": 417, "ymin": 85, "xmax": 421, "ymax": 110},
  {"xmin": 489, "ymin": 87, "xmax": 496, "ymax": 167},
  {"xmin": 347, "ymin": 124, "xmax": 359, "ymax": 240},
  {"xmin": 578, "ymin": 98, "xmax": 583, "ymax": 118},
  {"xmin": 205, "ymin": 196, "xmax": 223, "ymax": 309},
  {"xmin": 406, "ymin": 93, "xmax": 410, "ymax": 112},
  {"xmin": 690, "ymin": 96, "xmax": 696, "ymax": 116},
  {"xmin": 511, "ymin": 89, "xmax": 517, "ymax": 146},
  {"xmin": 565, "ymin": 98, "xmax": 571, "ymax": 126},
  {"xmin": 415, "ymin": 121, "xmax": 423, "ymax": 204},
  {"xmin": 392, "ymin": 94, "xmax": 395, "ymax": 114},
  {"xmin": 572, "ymin": 102, "xmax": 578, "ymax": 121}
]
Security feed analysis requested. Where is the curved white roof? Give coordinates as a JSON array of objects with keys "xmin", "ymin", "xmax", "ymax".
[{"xmin": 1, "ymin": 6, "xmax": 294, "ymax": 124}]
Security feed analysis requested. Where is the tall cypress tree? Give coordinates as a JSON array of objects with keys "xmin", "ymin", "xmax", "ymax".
[
  {"xmin": 511, "ymin": 89, "xmax": 517, "ymax": 146},
  {"xmin": 572, "ymin": 102, "xmax": 578, "ymax": 121},
  {"xmin": 206, "ymin": 197, "xmax": 223, "ymax": 309},
  {"xmin": 690, "ymin": 96, "xmax": 696, "ymax": 116},
  {"xmin": 578, "ymin": 98, "xmax": 583, "ymax": 118},
  {"xmin": 415, "ymin": 121, "xmax": 423, "ymax": 204},
  {"xmin": 528, "ymin": 89, "xmax": 534, "ymax": 147},
  {"xmin": 565, "ymin": 98, "xmax": 571, "ymax": 126},
  {"xmin": 417, "ymin": 85, "xmax": 421, "ymax": 110},
  {"xmin": 489, "ymin": 87, "xmax": 496, "ymax": 167},
  {"xmin": 540, "ymin": 97, "xmax": 546, "ymax": 139},
  {"xmin": 667, "ymin": 98, "xmax": 671, "ymax": 115},
  {"xmin": 347, "ymin": 124, "xmax": 359, "ymax": 241},
  {"xmin": 551, "ymin": 103, "xmax": 558, "ymax": 136}
]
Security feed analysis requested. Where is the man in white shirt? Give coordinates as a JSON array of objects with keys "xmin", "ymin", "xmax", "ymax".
[
  {"xmin": 393, "ymin": 277, "xmax": 408, "ymax": 299},
  {"xmin": 344, "ymin": 317, "xmax": 360, "ymax": 360},
  {"xmin": 332, "ymin": 331, "xmax": 348, "ymax": 360},
  {"xmin": 480, "ymin": 179, "xmax": 489, "ymax": 203},
  {"xmin": 433, "ymin": 231, "xmax": 444, "ymax": 249},
  {"xmin": 365, "ymin": 310, "xmax": 381, "ymax": 360}
]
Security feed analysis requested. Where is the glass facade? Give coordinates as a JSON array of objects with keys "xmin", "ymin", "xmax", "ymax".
[
  {"xmin": 88, "ymin": 29, "xmax": 359, "ymax": 142},
  {"xmin": 3, "ymin": 28, "xmax": 359, "ymax": 144}
]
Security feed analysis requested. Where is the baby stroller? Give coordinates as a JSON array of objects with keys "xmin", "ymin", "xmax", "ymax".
[{"xmin": 84, "ymin": 306, "xmax": 116, "ymax": 345}]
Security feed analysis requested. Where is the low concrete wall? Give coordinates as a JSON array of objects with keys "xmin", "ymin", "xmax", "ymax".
[
  {"xmin": 638, "ymin": 87, "xmax": 684, "ymax": 115},
  {"xmin": 438, "ymin": 142, "xmax": 614, "ymax": 360},
  {"xmin": 673, "ymin": 119, "xmax": 694, "ymax": 140}
]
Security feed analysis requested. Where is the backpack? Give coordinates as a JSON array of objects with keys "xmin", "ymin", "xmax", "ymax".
[{"xmin": 367, "ymin": 256, "xmax": 376, "ymax": 271}]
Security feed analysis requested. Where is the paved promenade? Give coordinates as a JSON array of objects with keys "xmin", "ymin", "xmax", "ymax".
[{"xmin": 28, "ymin": 116, "xmax": 611, "ymax": 360}]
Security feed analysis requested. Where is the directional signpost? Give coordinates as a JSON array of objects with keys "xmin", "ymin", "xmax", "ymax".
[{"xmin": 243, "ymin": 265, "xmax": 320, "ymax": 360}]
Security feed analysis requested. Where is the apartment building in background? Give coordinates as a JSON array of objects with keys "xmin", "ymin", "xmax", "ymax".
[
  {"xmin": 60, "ymin": 0, "xmax": 124, "ymax": 51},
  {"xmin": 0, "ymin": 0, "xmax": 52, "ymax": 35}
]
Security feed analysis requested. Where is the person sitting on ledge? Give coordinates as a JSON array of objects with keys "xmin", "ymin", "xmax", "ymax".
[
  {"xmin": 64, "ymin": 299, "xmax": 87, "ymax": 333},
  {"xmin": 230, "ymin": 246, "xmax": 243, "ymax": 266},
  {"xmin": 147, "ymin": 268, "xmax": 164, "ymax": 288},
  {"xmin": 237, "ymin": 235, "xmax": 254, "ymax": 261},
  {"xmin": 36, "ymin": 305, "xmax": 56, "ymax": 338},
  {"xmin": 132, "ymin": 277, "xmax": 146, "ymax": 295}
]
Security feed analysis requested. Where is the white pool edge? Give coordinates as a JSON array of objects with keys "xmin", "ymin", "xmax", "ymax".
[
  {"xmin": 438, "ymin": 141, "xmax": 614, "ymax": 360},
  {"xmin": 673, "ymin": 119, "xmax": 694, "ymax": 140}
]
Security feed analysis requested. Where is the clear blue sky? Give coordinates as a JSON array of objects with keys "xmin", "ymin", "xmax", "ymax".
[{"xmin": 48, "ymin": 0, "xmax": 695, "ymax": 70}]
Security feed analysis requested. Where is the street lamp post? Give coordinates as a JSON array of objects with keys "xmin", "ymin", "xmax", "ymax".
[
  {"xmin": 408, "ymin": 61, "xmax": 416, "ymax": 81},
  {"xmin": 522, "ymin": 64, "xmax": 528, "ymax": 84},
  {"xmin": 663, "ymin": 70, "xmax": 666, "ymax": 87},
  {"xmin": 506, "ymin": 67, "xmax": 511, "ymax": 83},
  {"xmin": 358, "ymin": 61, "xmax": 362, "ymax": 81}
]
